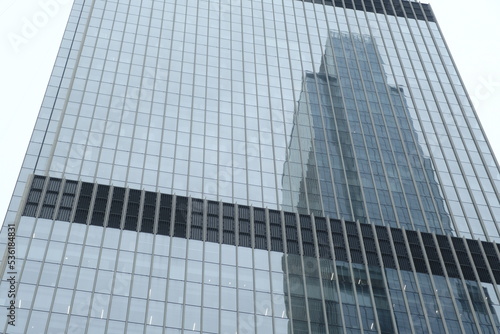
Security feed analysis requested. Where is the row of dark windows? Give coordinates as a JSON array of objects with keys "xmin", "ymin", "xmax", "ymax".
[
  {"xmin": 23, "ymin": 175, "xmax": 500, "ymax": 284},
  {"xmin": 300, "ymin": 0, "xmax": 436, "ymax": 22}
]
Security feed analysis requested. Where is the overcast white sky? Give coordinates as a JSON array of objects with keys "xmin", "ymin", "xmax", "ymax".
[{"xmin": 1, "ymin": 0, "xmax": 499, "ymax": 223}]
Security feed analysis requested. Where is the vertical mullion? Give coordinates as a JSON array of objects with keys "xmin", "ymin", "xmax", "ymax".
[
  {"xmin": 263, "ymin": 208, "xmax": 277, "ymax": 332},
  {"xmin": 355, "ymin": 221, "xmax": 382, "ymax": 333},
  {"xmin": 248, "ymin": 0, "xmax": 265, "ymax": 207},
  {"xmin": 415, "ymin": 230, "xmax": 451, "ymax": 334},
  {"xmin": 341, "ymin": 218, "xmax": 365, "ymax": 333},
  {"xmin": 277, "ymin": 0, "xmax": 309, "ymax": 216},
  {"xmin": 431, "ymin": 233, "xmax": 469, "ymax": 333},
  {"xmin": 298, "ymin": 0, "xmax": 328, "ymax": 217},
  {"xmin": 447, "ymin": 235, "xmax": 484, "ymax": 333},
  {"xmin": 182, "ymin": 0, "xmax": 197, "ymax": 198},
  {"xmin": 160, "ymin": 203, "xmax": 175, "ymax": 334},
  {"xmin": 280, "ymin": 210, "xmax": 296, "ymax": 334},
  {"xmin": 287, "ymin": 0, "xmax": 320, "ymax": 216},
  {"xmin": 375, "ymin": 224, "xmax": 413, "ymax": 332},
  {"xmin": 67, "ymin": 216, "xmax": 93, "ymax": 330},
  {"xmin": 324, "ymin": 215, "xmax": 347, "ymax": 333},
  {"xmin": 307, "ymin": 1, "xmax": 344, "ymax": 218},
  {"xmin": 156, "ymin": 0, "xmax": 179, "ymax": 195},
  {"xmin": 85, "ymin": 211, "xmax": 116, "ymax": 332},
  {"xmin": 251, "ymin": 206, "xmax": 258, "ymax": 331},
  {"xmin": 310, "ymin": 214, "xmax": 331, "ymax": 333},
  {"xmin": 384, "ymin": 226, "xmax": 416, "ymax": 333},
  {"xmin": 180, "ymin": 197, "xmax": 192, "ymax": 332},
  {"xmin": 234, "ymin": 204, "xmax": 240, "ymax": 332},
  {"xmin": 295, "ymin": 212, "xmax": 313, "ymax": 333},
  {"xmin": 400, "ymin": 228, "xmax": 434, "ymax": 332},
  {"xmin": 136, "ymin": 0, "xmax": 156, "ymax": 191}
]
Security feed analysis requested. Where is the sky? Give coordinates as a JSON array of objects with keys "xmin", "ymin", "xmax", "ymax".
[{"xmin": 0, "ymin": 0, "xmax": 499, "ymax": 224}]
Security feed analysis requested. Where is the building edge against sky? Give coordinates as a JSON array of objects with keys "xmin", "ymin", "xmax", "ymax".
[{"xmin": 0, "ymin": 0, "xmax": 499, "ymax": 333}]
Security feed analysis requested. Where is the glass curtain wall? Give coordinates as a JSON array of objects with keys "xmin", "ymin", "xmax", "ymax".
[{"xmin": 0, "ymin": 0, "xmax": 499, "ymax": 333}]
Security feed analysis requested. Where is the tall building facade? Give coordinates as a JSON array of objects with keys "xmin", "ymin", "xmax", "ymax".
[{"xmin": 1, "ymin": 0, "xmax": 499, "ymax": 333}]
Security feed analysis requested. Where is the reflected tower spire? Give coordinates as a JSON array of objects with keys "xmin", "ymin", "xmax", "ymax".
[{"xmin": 283, "ymin": 31, "xmax": 453, "ymax": 235}]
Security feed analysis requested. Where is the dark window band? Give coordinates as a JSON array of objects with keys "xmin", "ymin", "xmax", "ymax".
[
  {"xmin": 22, "ymin": 174, "xmax": 500, "ymax": 284},
  {"xmin": 300, "ymin": 0, "xmax": 436, "ymax": 22}
]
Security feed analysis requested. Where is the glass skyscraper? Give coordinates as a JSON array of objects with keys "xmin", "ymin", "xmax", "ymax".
[{"xmin": 1, "ymin": 0, "xmax": 499, "ymax": 333}]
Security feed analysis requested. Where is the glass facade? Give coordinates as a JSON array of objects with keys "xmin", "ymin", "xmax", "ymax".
[
  {"xmin": 0, "ymin": 0, "xmax": 499, "ymax": 333},
  {"xmin": 282, "ymin": 31, "xmax": 453, "ymax": 235}
]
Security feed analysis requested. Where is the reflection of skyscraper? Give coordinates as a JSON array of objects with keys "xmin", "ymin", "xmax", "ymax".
[
  {"xmin": 1, "ymin": 0, "xmax": 500, "ymax": 333},
  {"xmin": 281, "ymin": 31, "xmax": 498, "ymax": 333},
  {"xmin": 283, "ymin": 32, "xmax": 452, "ymax": 235}
]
